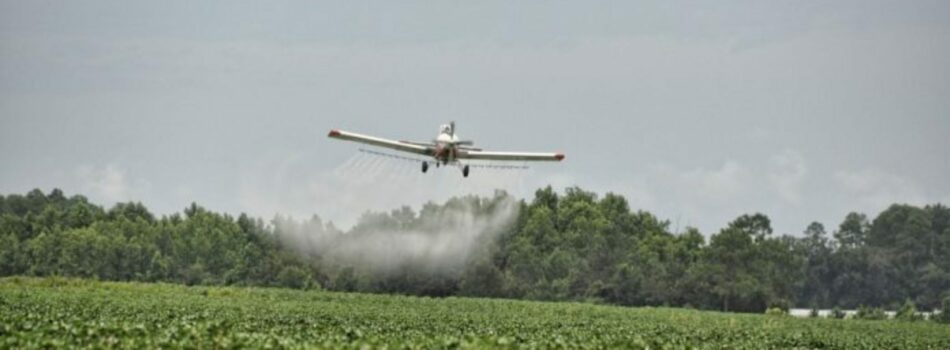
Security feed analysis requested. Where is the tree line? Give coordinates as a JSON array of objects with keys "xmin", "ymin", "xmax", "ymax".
[{"xmin": 1, "ymin": 188, "xmax": 948, "ymax": 315}]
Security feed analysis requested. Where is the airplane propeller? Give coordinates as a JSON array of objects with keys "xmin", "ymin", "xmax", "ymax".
[{"xmin": 446, "ymin": 122, "xmax": 475, "ymax": 146}]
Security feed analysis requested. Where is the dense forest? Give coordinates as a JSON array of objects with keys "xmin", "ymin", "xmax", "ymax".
[{"xmin": 1, "ymin": 188, "xmax": 948, "ymax": 314}]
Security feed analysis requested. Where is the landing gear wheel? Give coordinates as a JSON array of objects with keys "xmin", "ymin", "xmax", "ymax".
[
  {"xmin": 462, "ymin": 165, "xmax": 470, "ymax": 178},
  {"xmin": 422, "ymin": 161, "xmax": 429, "ymax": 173}
]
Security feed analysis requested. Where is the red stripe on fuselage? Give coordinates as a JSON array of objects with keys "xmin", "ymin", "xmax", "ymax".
[{"xmin": 433, "ymin": 143, "xmax": 454, "ymax": 163}]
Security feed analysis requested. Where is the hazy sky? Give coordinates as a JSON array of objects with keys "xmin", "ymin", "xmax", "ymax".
[{"xmin": 2, "ymin": 1, "xmax": 948, "ymax": 235}]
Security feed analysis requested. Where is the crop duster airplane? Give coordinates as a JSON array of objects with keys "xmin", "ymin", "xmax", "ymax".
[{"xmin": 328, "ymin": 122, "xmax": 564, "ymax": 177}]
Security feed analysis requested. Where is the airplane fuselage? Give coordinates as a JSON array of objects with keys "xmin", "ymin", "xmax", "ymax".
[
  {"xmin": 433, "ymin": 132, "xmax": 458, "ymax": 165},
  {"xmin": 432, "ymin": 125, "xmax": 460, "ymax": 164}
]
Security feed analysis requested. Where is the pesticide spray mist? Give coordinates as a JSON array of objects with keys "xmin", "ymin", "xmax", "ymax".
[
  {"xmin": 274, "ymin": 196, "xmax": 519, "ymax": 276},
  {"xmin": 262, "ymin": 152, "xmax": 528, "ymax": 285}
]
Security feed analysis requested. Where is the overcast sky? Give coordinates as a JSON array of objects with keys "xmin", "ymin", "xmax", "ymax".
[{"xmin": 2, "ymin": 1, "xmax": 948, "ymax": 235}]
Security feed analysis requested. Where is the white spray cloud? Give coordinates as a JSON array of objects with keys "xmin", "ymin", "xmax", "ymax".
[{"xmin": 272, "ymin": 194, "xmax": 520, "ymax": 276}]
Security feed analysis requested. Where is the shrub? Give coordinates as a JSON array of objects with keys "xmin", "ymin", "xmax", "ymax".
[
  {"xmin": 768, "ymin": 299, "xmax": 791, "ymax": 312},
  {"xmin": 936, "ymin": 296, "xmax": 950, "ymax": 324},
  {"xmin": 276, "ymin": 265, "xmax": 317, "ymax": 290},
  {"xmin": 895, "ymin": 299, "xmax": 920, "ymax": 322},
  {"xmin": 830, "ymin": 306, "xmax": 846, "ymax": 319},
  {"xmin": 855, "ymin": 305, "xmax": 887, "ymax": 321},
  {"xmin": 765, "ymin": 307, "xmax": 787, "ymax": 317}
]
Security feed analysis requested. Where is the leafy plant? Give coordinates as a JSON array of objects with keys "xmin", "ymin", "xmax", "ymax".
[{"xmin": 3, "ymin": 277, "xmax": 950, "ymax": 349}]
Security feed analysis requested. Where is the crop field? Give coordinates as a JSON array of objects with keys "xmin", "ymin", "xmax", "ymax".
[{"xmin": 1, "ymin": 277, "xmax": 948, "ymax": 349}]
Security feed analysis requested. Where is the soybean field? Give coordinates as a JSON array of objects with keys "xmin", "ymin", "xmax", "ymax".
[{"xmin": 1, "ymin": 277, "xmax": 948, "ymax": 349}]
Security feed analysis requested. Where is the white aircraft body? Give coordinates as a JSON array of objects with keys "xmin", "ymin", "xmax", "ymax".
[{"xmin": 328, "ymin": 122, "xmax": 564, "ymax": 177}]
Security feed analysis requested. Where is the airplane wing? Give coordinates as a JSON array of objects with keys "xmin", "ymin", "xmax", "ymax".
[
  {"xmin": 458, "ymin": 150, "xmax": 564, "ymax": 162},
  {"xmin": 328, "ymin": 129, "xmax": 432, "ymax": 156}
]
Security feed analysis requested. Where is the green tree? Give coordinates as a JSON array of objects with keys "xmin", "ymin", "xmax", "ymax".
[
  {"xmin": 704, "ymin": 214, "xmax": 766, "ymax": 312},
  {"xmin": 835, "ymin": 212, "xmax": 869, "ymax": 249},
  {"xmin": 800, "ymin": 222, "xmax": 834, "ymax": 307}
]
